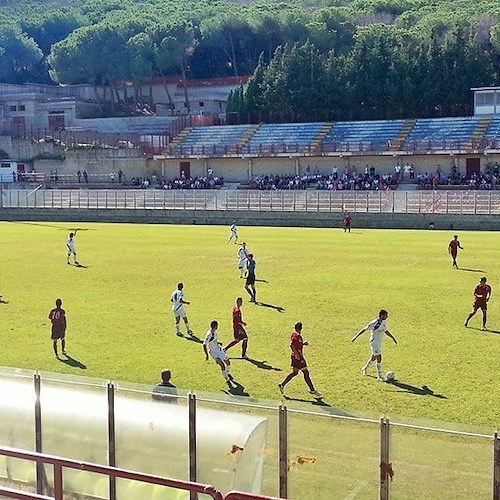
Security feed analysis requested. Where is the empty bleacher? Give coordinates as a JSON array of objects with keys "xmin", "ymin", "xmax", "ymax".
[
  {"xmin": 243, "ymin": 123, "xmax": 325, "ymax": 154},
  {"xmin": 321, "ymin": 120, "xmax": 405, "ymax": 152},
  {"xmin": 405, "ymin": 117, "xmax": 480, "ymax": 149},
  {"xmin": 172, "ymin": 124, "xmax": 252, "ymax": 155}
]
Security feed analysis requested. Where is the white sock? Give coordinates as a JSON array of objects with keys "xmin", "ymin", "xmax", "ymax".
[
  {"xmin": 175, "ymin": 323, "xmax": 181, "ymax": 334},
  {"xmin": 185, "ymin": 323, "xmax": 190, "ymax": 332},
  {"xmin": 363, "ymin": 359, "xmax": 372, "ymax": 371},
  {"xmin": 222, "ymin": 369, "xmax": 229, "ymax": 381},
  {"xmin": 376, "ymin": 363, "xmax": 383, "ymax": 377}
]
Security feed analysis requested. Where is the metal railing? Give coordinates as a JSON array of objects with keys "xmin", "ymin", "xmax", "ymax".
[
  {"xmin": 2, "ymin": 187, "xmax": 500, "ymax": 215},
  {"xmin": 0, "ymin": 370, "xmax": 498, "ymax": 500}
]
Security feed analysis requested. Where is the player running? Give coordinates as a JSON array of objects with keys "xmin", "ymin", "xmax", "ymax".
[
  {"xmin": 224, "ymin": 297, "xmax": 249, "ymax": 359},
  {"xmin": 237, "ymin": 242, "xmax": 249, "ymax": 278},
  {"xmin": 226, "ymin": 222, "xmax": 239, "ymax": 244},
  {"xmin": 448, "ymin": 235, "xmax": 463, "ymax": 269},
  {"xmin": 203, "ymin": 320, "xmax": 232, "ymax": 384},
  {"xmin": 278, "ymin": 322, "xmax": 322, "ymax": 398},
  {"xmin": 351, "ymin": 309, "xmax": 397, "ymax": 381},
  {"xmin": 66, "ymin": 230, "xmax": 79, "ymax": 265},
  {"xmin": 465, "ymin": 277, "xmax": 492, "ymax": 331},
  {"xmin": 170, "ymin": 283, "xmax": 193, "ymax": 337},
  {"xmin": 48, "ymin": 298, "xmax": 67, "ymax": 358},
  {"xmin": 245, "ymin": 254, "xmax": 257, "ymax": 303}
]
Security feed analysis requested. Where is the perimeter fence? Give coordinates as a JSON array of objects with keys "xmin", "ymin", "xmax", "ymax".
[
  {"xmin": 2, "ymin": 187, "xmax": 500, "ymax": 215},
  {"xmin": 0, "ymin": 369, "xmax": 498, "ymax": 500}
]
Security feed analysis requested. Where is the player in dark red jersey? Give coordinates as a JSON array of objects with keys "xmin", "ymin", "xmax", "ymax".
[
  {"xmin": 278, "ymin": 322, "xmax": 321, "ymax": 398},
  {"xmin": 48, "ymin": 298, "xmax": 67, "ymax": 358},
  {"xmin": 465, "ymin": 277, "xmax": 492, "ymax": 330},
  {"xmin": 448, "ymin": 235, "xmax": 463, "ymax": 269},
  {"xmin": 343, "ymin": 212, "xmax": 352, "ymax": 233},
  {"xmin": 224, "ymin": 297, "xmax": 249, "ymax": 359}
]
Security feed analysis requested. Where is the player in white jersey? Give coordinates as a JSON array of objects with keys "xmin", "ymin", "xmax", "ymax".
[
  {"xmin": 237, "ymin": 242, "xmax": 249, "ymax": 278},
  {"xmin": 203, "ymin": 320, "xmax": 231, "ymax": 383},
  {"xmin": 170, "ymin": 283, "xmax": 193, "ymax": 337},
  {"xmin": 351, "ymin": 309, "xmax": 397, "ymax": 381},
  {"xmin": 66, "ymin": 230, "xmax": 79, "ymax": 265},
  {"xmin": 226, "ymin": 222, "xmax": 238, "ymax": 244}
]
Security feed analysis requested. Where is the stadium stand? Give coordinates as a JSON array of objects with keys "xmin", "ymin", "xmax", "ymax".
[
  {"xmin": 243, "ymin": 122, "xmax": 325, "ymax": 154},
  {"xmin": 405, "ymin": 116, "xmax": 480, "ymax": 150},
  {"xmin": 484, "ymin": 116, "xmax": 500, "ymax": 148},
  {"xmin": 172, "ymin": 124, "xmax": 252, "ymax": 155},
  {"xmin": 321, "ymin": 120, "xmax": 405, "ymax": 152}
]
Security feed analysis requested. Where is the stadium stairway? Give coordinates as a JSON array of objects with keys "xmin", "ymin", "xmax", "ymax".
[
  {"xmin": 389, "ymin": 118, "xmax": 416, "ymax": 150},
  {"xmin": 168, "ymin": 127, "xmax": 193, "ymax": 154},
  {"xmin": 228, "ymin": 124, "xmax": 260, "ymax": 154},
  {"xmin": 308, "ymin": 123, "xmax": 334, "ymax": 154},
  {"xmin": 470, "ymin": 116, "xmax": 492, "ymax": 147}
]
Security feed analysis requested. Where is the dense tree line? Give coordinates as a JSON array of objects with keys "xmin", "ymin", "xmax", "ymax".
[{"xmin": 1, "ymin": 0, "xmax": 500, "ymax": 120}]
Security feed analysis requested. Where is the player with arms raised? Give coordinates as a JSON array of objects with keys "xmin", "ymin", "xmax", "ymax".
[
  {"xmin": 465, "ymin": 277, "xmax": 492, "ymax": 331},
  {"xmin": 351, "ymin": 309, "xmax": 397, "ymax": 381},
  {"xmin": 66, "ymin": 230, "xmax": 79, "ymax": 265}
]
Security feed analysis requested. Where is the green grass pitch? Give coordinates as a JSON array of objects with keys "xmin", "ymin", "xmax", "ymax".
[{"xmin": 0, "ymin": 221, "xmax": 499, "ymax": 429}]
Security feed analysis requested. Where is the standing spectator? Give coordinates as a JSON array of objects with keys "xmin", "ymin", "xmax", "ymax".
[
  {"xmin": 77, "ymin": 170, "xmax": 81, "ymax": 183},
  {"xmin": 245, "ymin": 254, "xmax": 257, "ymax": 303},
  {"xmin": 351, "ymin": 309, "xmax": 397, "ymax": 381},
  {"xmin": 152, "ymin": 369, "xmax": 178, "ymax": 402},
  {"xmin": 118, "ymin": 169, "xmax": 123, "ymax": 183},
  {"xmin": 110, "ymin": 171, "xmax": 115, "ymax": 183},
  {"xmin": 394, "ymin": 164, "xmax": 401, "ymax": 181},
  {"xmin": 170, "ymin": 283, "xmax": 193, "ymax": 337},
  {"xmin": 224, "ymin": 297, "xmax": 249, "ymax": 359},
  {"xmin": 48, "ymin": 298, "xmax": 67, "ymax": 358},
  {"xmin": 464, "ymin": 277, "xmax": 492, "ymax": 331},
  {"xmin": 83, "ymin": 170, "xmax": 88, "ymax": 183},
  {"xmin": 278, "ymin": 322, "xmax": 322, "ymax": 397},
  {"xmin": 448, "ymin": 235, "xmax": 463, "ymax": 269}
]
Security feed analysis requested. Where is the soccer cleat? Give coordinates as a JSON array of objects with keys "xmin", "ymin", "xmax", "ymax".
[
  {"xmin": 66, "ymin": 262, "xmax": 70, "ymax": 265},
  {"xmin": 278, "ymin": 383, "xmax": 285, "ymax": 395},
  {"xmin": 464, "ymin": 321, "xmax": 468, "ymax": 327},
  {"xmin": 176, "ymin": 332, "xmax": 183, "ymax": 337},
  {"xmin": 187, "ymin": 329, "xmax": 194, "ymax": 335},
  {"xmin": 62, "ymin": 350, "xmax": 67, "ymax": 355},
  {"xmin": 310, "ymin": 390, "xmax": 322, "ymax": 397},
  {"xmin": 482, "ymin": 327, "xmax": 487, "ymax": 331},
  {"xmin": 242, "ymin": 354, "xmax": 249, "ymax": 360},
  {"xmin": 377, "ymin": 376, "xmax": 385, "ymax": 382}
]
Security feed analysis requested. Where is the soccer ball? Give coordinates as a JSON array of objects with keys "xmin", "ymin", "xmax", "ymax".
[{"xmin": 386, "ymin": 371, "xmax": 395, "ymax": 381}]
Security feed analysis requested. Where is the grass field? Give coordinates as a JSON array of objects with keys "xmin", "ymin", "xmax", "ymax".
[{"xmin": 0, "ymin": 221, "xmax": 499, "ymax": 430}]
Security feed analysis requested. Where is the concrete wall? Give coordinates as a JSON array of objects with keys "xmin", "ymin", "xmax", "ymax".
[{"xmin": 1, "ymin": 208, "xmax": 498, "ymax": 230}]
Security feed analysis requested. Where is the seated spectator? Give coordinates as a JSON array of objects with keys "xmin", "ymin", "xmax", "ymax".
[{"xmin": 152, "ymin": 369, "xmax": 178, "ymax": 403}]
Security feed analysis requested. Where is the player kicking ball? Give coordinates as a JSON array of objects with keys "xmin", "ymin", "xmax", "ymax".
[
  {"xmin": 203, "ymin": 320, "xmax": 232, "ymax": 384},
  {"xmin": 351, "ymin": 309, "xmax": 397, "ymax": 381}
]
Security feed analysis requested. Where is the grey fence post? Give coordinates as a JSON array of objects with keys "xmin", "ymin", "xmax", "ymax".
[
  {"xmin": 278, "ymin": 405, "xmax": 288, "ymax": 499},
  {"xmin": 188, "ymin": 393, "xmax": 198, "ymax": 500},
  {"xmin": 380, "ymin": 417, "xmax": 391, "ymax": 500},
  {"xmin": 34, "ymin": 373, "xmax": 44, "ymax": 495},
  {"xmin": 494, "ymin": 432, "xmax": 500, "ymax": 500},
  {"xmin": 107, "ymin": 382, "xmax": 116, "ymax": 500}
]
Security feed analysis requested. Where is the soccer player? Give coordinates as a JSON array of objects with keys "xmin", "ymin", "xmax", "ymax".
[
  {"xmin": 66, "ymin": 230, "xmax": 79, "ymax": 265},
  {"xmin": 170, "ymin": 283, "xmax": 193, "ymax": 337},
  {"xmin": 152, "ymin": 368, "xmax": 178, "ymax": 403},
  {"xmin": 203, "ymin": 320, "xmax": 231, "ymax": 384},
  {"xmin": 237, "ymin": 242, "xmax": 249, "ymax": 278},
  {"xmin": 465, "ymin": 277, "xmax": 492, "ymax": 330},
  {"xmin": 351, "ymin": 309, "xmax": 397, "ymax": 381},
  {"xmin": 278, "ymin": 322, "xmax": 322, "ymax": 397},
  {"xmin": 343, "ymin": 212, "xmax": 352, "ymax": 233},
  {"xmin": 226, "ymin": 222, "xmax": 239, "ymax": 244},
  {"xmin": 48, "ymin": 298, "xmax": 67, "ymax": 358},
  {"xmin": 245, "ymin": 254, "xmax": 257, "ymax": 303},
  {"xmin": 224, "ymin": 297, "xmax": 249, "ymax": 359},
  {"xmin": 448, "ymin": 235, "xmax": 463, "ymax": 269}
]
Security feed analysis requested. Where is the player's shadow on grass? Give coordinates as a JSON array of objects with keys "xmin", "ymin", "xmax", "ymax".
[
  {"xmin": 459, "ymin": 268, "xmax": 485, "ymax": 273},
  {"xmin": 179, "ymin": 332, "xmax": 203, "ymax": 344},
  {"xmin": 283, "ymin": 395, "xmax": 331, "ymax": 408},
  {"xmin": 58, "ymin": 354, "xmax": 87, "ymax": 369},
  {"xmin": 223, "ymin": 378, "xmax": 250, "ymax": 397},
  {"xmin": 70, "ymin": 262, "xmax": 88, "ymax": 269},
  {"xmin": 388, "ymin": 380, "xmax": 447, "ymax": 399},
  {"xmin": 255, "ymin": 278, "xmax": 269, "ymax": 283},
  {"xmin": 468, "ymin": 326, "xmax": 500, "ymax": 334},
  {"xmin": 255, "ymin": 302, "xmax": 285, "ymax": 313},
  {"xmin": 245, "ymin": 357, "xmax": 282, "ymax": 371}
]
